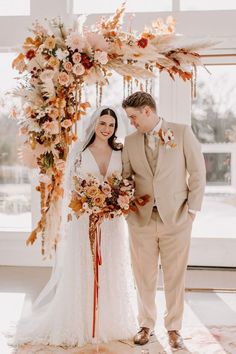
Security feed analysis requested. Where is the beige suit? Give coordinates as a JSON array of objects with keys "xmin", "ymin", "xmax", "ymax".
[{"xmin": 122, "ymin": 119, "xmax": 206, "ymax": 330}]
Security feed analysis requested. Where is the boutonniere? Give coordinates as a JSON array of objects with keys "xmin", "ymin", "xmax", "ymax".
[{"xmin": 156, "ymin": 128, "xmax": 177, "ymax": 149}]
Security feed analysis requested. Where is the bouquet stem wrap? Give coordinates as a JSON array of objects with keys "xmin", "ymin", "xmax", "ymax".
[{"xmin": 89, "ymin": 213, "xmax": 103, "ymax": 338}]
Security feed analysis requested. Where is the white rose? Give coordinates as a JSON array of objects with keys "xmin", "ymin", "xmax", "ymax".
[
  {"xmin": 94, "ymin": 50, "xmax": 108, "ymax": 65},
  {"xmin": 55, "ymin": 49, "xmax": 69, "ymax": 60}
]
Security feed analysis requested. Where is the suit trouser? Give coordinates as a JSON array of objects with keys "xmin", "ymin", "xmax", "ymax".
[{"xmin": 128, "ymin": 210, "xmax": 193, "ymax": 330}]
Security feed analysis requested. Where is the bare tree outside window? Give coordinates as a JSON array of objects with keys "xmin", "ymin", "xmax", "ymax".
[
  {"xmin": 191, "ymin": 64, "xmax": 236, "ymax": 238},
  {"xmin": 0, "ymin": 53, "xmax": 31, "ymax": 231}
]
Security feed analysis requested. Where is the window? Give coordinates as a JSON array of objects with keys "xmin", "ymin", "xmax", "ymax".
[
  {"xmin": 73, "ymin": 0, "xmax": 171, "ymax": 14},
  {"xmin": 0, "ymin": 0, "xmax": 30, "ymax": 16},
  {"xmin": 191, "ymin": 63, "xmax": 236, "ymax": 238},
  {"xmin": 0, "ymin": 53, "xmax": 31, "ymax": 231},
  {"xmin": 82, "ymin": 71, "xmax": 159, "ymax": 138},
  {"xmin": 204, "ymin": 152, "xmax": 231, "ymax": 186},
  {"xmin": 180, "ymin": 0, "xmax": 236, "ymax": 11},
  {"xmin": 192, "ymin": 65, "xmax": 236, "ymax": 145}
]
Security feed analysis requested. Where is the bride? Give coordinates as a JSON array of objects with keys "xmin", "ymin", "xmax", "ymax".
[{"xmin": 14, "ymin": 106, "xmax": 137, "ymax": 347}]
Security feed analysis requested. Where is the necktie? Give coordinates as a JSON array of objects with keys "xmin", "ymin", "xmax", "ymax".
[{"xmin": 147, "ymin": 131, "xmax": 159, "ymax": 151}]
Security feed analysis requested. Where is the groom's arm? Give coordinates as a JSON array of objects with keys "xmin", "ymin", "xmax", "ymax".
[
  {"xmin": 183, "ymin": 125, "xmax": 206, "ymax": 212},
  {"xmin": 122, "ymin": 138, "xmax": 134, "ymax": 178}
]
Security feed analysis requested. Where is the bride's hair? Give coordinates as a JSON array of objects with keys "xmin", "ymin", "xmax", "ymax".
[{"xmin": 83, "ymin": 108, "xmax": 123, "ymax": 151}]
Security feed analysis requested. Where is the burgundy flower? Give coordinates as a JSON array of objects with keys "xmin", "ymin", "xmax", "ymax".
[
  {"xmin": 26, "ymin": 49, "xmax": 36, "ymax": 60},
  {"xmin": 80, "ymin": 53, "xmax": 93, "ymax": 70},
  {"xmin": 137, "ymin": 37, "xmax": 148, "ymax": 49}
]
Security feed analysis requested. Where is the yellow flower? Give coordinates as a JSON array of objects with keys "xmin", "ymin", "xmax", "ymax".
[
  {"xmin": 44, "ymin": 36, "xmax": 56, "ymax": 50},
  {"xmin": 48, "ymin": 56, "xmax": 59, "ymax": 67}
]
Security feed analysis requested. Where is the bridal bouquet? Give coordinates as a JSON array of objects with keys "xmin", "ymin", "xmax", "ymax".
[
  {"xmin": 68, "ymin": 171, "xmax": 149, "ymax": 337},
  {"xmin": 68, "ymin": 171, "xmax": 149, "ymax": 220}
]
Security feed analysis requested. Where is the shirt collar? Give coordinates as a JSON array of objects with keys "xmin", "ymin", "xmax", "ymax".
[{"xmin": 147, "ymin": 117, "xmax": 162, "ymax": 135}]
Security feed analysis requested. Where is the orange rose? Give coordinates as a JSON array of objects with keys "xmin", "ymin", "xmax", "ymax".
[
  {"xmin": 44, "ymin": 36, "xmax": 56, "ymax": 50},
  {"xmin": 94, "ymin": 194, "xmax": 106, "ymax": 207},
  {"xmin": 86, "ymin": 186, "xmax": 100, "ymax": 198},
  {"xmin": 48, "ymin": 56, "xmax": 59, "ymax": 67}
]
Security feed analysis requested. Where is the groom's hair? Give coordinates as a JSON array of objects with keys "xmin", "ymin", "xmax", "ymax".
[{"xmin": 122, "ymin": 91, "xmax": 156, "ymax": 112}]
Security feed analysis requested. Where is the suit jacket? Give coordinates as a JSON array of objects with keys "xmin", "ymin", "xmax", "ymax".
[{"xmin": 122, "ymin": 119, "xmax": 206, "ymax": 227}]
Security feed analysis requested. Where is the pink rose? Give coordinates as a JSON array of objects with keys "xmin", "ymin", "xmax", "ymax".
[
  {"xmin": 63, "ymin": 61, "xmax": 73, "ymax": 72},
  {"xmin": 43, "ymin": 121, "xmax": 60, "ymax": 135},
  {"xmin": 101, "ymin": 184, "xmax": 112, "ymax": 196},
  {"xmin": 118, "ymin": 195, "xmax": 130, "ymax": 210},
  {"xmin": 58, "ymin": 71, "xmax": 70, "ymax": 86},
  {"xmin": 72, "ymin": 52, "xmax": 81, "ymax": 64}
]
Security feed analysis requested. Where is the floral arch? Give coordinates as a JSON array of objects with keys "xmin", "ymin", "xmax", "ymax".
[{"xmin": 12, "ymin": 4, "xmax": 209, "ymax": 257}]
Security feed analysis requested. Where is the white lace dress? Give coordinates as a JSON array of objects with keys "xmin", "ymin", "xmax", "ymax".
[{"xmin": 14, "ymin": 148, "xmax": 137, "ymax": 347}]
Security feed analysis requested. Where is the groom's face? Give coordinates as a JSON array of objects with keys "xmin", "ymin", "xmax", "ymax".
[{"xmin": 125, "ymin": 106, "xmax": 152, "ymax": 133}]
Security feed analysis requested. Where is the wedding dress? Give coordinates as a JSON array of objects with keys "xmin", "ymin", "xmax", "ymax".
[{"xmin": 14, "ymin": 147, "xmax": 137, "ymax": 347}]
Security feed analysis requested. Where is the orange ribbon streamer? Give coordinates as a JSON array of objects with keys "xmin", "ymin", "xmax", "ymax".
[{"xmin": 92, "ymin": 222, "xmax": 102, "ymax": 338}]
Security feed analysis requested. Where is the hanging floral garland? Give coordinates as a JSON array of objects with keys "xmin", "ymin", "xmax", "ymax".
[{"xmin": 12, "ymin": 4, "xmax": 211, "ymax": 257}]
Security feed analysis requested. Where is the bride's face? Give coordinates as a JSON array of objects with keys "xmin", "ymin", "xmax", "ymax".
[{"xmin": 95, "ymin": 114, "xmax": 116, "ymax": 141}]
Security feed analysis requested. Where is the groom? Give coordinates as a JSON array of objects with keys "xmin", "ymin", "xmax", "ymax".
[{"xmin": 122, "ymin": 91, "xmax": 206, "ymax": 350}]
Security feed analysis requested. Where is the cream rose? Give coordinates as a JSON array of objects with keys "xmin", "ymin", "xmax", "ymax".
[
  {"xmin": 94, "ymin": 50, "xmax": 108, "ymax": 65},
  {"xmin": 72, "ymin": 63, "xmax": 85, "ymax": 76}
]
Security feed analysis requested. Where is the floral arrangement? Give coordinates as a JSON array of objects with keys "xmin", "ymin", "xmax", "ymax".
[
  {"xmin": 68, "ymin": 172, "xmax": 148, "ymax": 218},
  {"xmin": 68, "ymin": 171, "xmax": 149, "ymax": 337},
  {"xmin": 157, "ymin": 128, "xmax": 177, "ymax": 149},
  {"xmin": 11, "ymin": 3, "xmax": 211, "ymax": 257}
]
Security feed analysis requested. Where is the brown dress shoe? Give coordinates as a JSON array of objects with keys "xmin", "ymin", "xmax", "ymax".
[
  {"xmin": 134, "ymin": 327, "xmax": 154, "ymax": 345},
  {"xmin": 168, "ymin": 330, "xmax": 184, "ymax": 350}
]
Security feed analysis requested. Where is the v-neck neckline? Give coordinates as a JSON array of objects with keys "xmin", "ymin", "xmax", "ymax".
[{"xmin": 87, "ymin": 148, "xmax": 113, "ymax": 179}]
